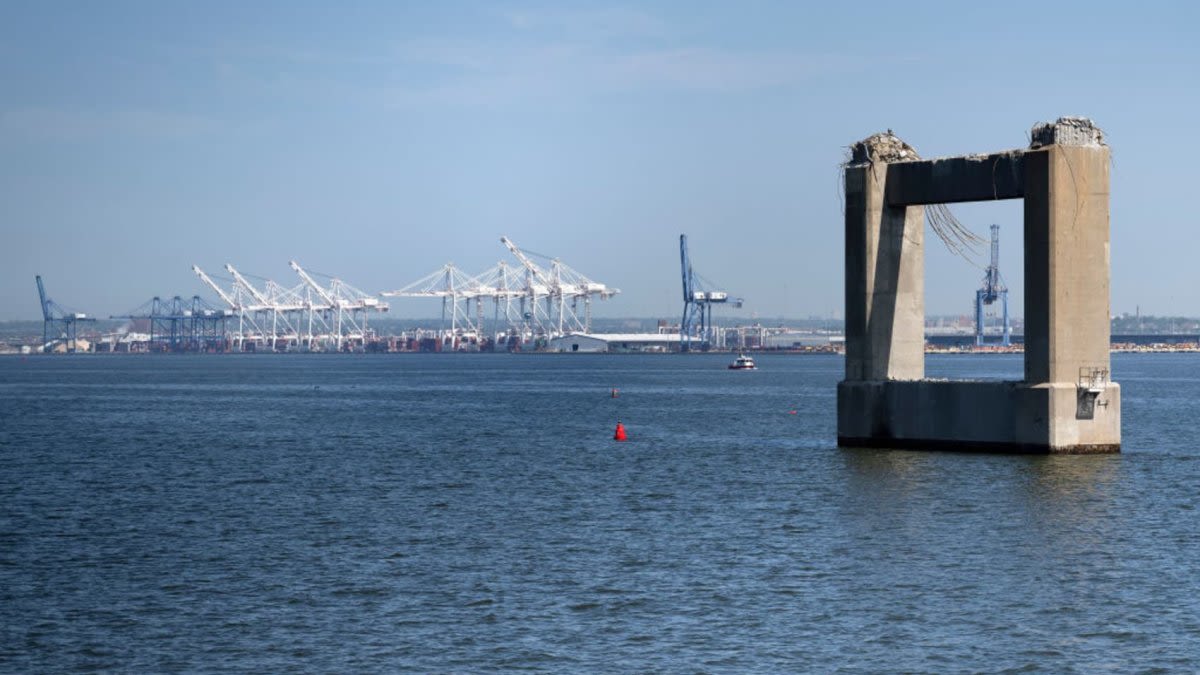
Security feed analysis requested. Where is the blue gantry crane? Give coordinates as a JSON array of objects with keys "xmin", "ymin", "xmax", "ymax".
[
  {"xmin": 974, "ymin": 224, "xmax": 1011, "ymax": 347},
  {"xmin": 36, "ymin": 275, "xmax": 95, "ymax": 353},
  {"xmin": 680, "ymin": 234, "xmax": 742, "ymax": 352},
  {"xmin": 111, "ymin": 295, "xmax": 231, "ymax": 352}
]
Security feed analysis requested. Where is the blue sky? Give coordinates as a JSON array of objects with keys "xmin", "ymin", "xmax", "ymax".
[{"xmin": 1, "ymin": 1, "xmax": 1197, "ymax": 321}]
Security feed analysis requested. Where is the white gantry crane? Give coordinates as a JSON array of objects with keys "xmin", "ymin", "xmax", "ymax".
[
  {"xmin": 381, "ymin": 263, "xmax": 485, "ymax": 342},
  {"xmin": 289, "ymin": 260, "xmax": 388, "ymax": 351},
  {"xmin": 194, "ymin": 239, "xmax": 616, "ymax": 351},
  {"xmin": 382, "ymin": 238, "xmax": 619, "ymax": 347},
  {"xmin": 500, "ymin": 236, "xmax": 618, "ymax": 337},
  {"xmin": 469, "ymin": 260, "xmax": 530, "ymax": 342},
  {"xmin": 194, "ymin": 264, "xmax": 313, "ymax": 351},
  {"xmin": 195, "ymin": 263, "xmax": 386, "ymax": 351},
  {"xmin": 225, "ymin": 264, "xmax": 309, "ymax": 351},
  {"xmin": 192, "ymin": 264, "xmax": 267, "ymax": 350}
]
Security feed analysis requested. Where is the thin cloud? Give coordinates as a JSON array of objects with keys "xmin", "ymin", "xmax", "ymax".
[
  {"xmin": 499, "ymin": 6, "xmax": 669, "ymax": 40},
  {"xmin": 608, "ymin": 47, "xmax": 851, "ymax": 92},
  {"xmin": 388, "ymin": 39, "xmax": 857, "ymax": 107},
  {"xmin": 0, "ymin": 106, "xmax": 219, "ymax": 142}
]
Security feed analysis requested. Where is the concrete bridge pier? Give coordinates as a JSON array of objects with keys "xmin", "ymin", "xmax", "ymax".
[{"xmin": 837, "ymin": 118, "xmax": 1121, "ymax": 454}]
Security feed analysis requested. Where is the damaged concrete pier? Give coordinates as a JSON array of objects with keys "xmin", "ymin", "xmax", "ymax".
[{"xmin": 838, "ymin": 117, "xmax": 1120, "ymax": 453}]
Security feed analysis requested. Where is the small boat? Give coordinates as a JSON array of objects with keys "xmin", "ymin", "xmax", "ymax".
[{"xmin": 728, "ymin": 353, "xmax": 756, "ymax": 370}]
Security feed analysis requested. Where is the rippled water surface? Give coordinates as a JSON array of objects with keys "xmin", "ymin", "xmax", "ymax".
[{"xmin": 2, "ymin": 353, "xmax": 1199, "ymax": 672}]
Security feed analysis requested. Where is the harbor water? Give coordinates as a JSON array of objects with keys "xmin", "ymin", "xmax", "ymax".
[{"xmin": 1, "ymin": 353, "xmax": 1198, "ymax": 671}]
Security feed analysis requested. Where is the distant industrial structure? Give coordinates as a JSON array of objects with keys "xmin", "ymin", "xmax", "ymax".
[
  {"xmin": 26, "ymin": 235, "xmax": 854, "ymax": 354},
  {"xmin": 679, "ymin": 234, "xmax": 742, "ymax": 351},
  {"xmin": 110, "ymin": 296, "xmax": 230, "ymax": 352},
  {"xmin": 381, "ymin": 236, "xmax": 620, "ymax": 350},
  {"xmin": 974, "ymin": 224, "xmax": 1011, "ymax": 346},
  {"xmin": 190, "ymin": 261, "xmax": 387, "ymax": 352},
  {"xmin": 28, "ymin": 237, "xmax": 623, "ymax": 354},
  {"xmin": 547, "ymin": 332, "xmax": 682, "ymax": 353},
  {"xmin": 36, "ymin": 275, "xmax": 95, "ymax": 353}
]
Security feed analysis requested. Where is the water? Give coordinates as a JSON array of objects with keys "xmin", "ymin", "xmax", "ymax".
[{"xmin": 1, "ymin": 353, "xmax": 1198, "ymax": 671}]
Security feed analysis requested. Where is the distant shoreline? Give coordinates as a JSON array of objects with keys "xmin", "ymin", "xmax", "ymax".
[{"xmin": 6, "ymin": 345, "xmax": 1200, "ymax": 356}]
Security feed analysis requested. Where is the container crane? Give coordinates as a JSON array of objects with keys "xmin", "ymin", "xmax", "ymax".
[
  {"xmin": 381, "ymin": 263, "xmax": 485, "ymax": 338},
  {"xmin": 192, "ymin": 265, "xmax": 265, "ymax": 350},
  {"xmin": 289, "ymin": 260, "xmax": 387, "ymax": 350},
  {"xmin": 500, "ymin": 236, "xmax": 572, "ymax": 335},
  {"xmin": 501, "ymin": 236, "xmax": 615, "ymax": 336},
  {"xmin": 110, "ymin": 295, "xmax": 229, "ymax": 352},
  {"xmin": 679, "ymin": 234, "xmax": 741, "ymax": 352},
  {"xmin": 290, "ymin": 260, "xmax": 346, "ymax": 350},
  {"xmin": 35, "ymin": 275, "xmax": 95, "ymax": 353},
  {"xmin": 470, "ymin": 260, "xmax": 531, "ymax": 342},
  {"xmin": 974, "ymin": 224, "xmax": 1011, "ymax": 347},
  {"xmin": 225, "ymin": 264, "xmax": 305, "ymax": 351}
]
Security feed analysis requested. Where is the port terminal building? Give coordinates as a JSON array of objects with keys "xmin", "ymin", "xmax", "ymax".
[{"xmin": 547, "ymin": 333, "xmax": 683, "ymax": 353}]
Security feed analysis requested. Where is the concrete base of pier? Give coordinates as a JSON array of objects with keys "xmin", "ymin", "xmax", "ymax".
[{"xmin": 837, "ymin": 380, "xmax": 1121, "ymax": 454}]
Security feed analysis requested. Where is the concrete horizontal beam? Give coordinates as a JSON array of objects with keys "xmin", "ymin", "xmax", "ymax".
[{"xmin": 885, "ymin": 151, "xmax": 1025, "ymax": 206}]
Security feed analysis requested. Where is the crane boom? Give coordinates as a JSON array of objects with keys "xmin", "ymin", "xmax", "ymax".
[
  {"xmin": 289, "ymin": 260, "xmax": 337, "ymax": 306},
  {"xmin": 984, "ymin": 224, "xmax": 1004, "ymax": 299},
  {"xmin": 35, "ymin": 275, "xmax": 51, "ymax": 321},
  {"xmin": 225, "ymin": 264, "xmax": 272, "ymax": 306},
  {"xmin": 990, "ymin": 223, "xmax": 1001, "ymax": 272},
  {"xmin": 500, "ymin": 236, "xmax": 554, "ymax": 286},
  {"xmin": 191, "ymin": 265, "xmax": 239, "ymax": 308},
  {"xmin": 680, "ymin": 235, "xmax": 693, "ymax": 301}
]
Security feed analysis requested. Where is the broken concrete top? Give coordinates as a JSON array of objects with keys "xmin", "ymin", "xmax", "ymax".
[
  {"xmin": 849, "ymin": 132, "xmax": 919, "ymax": 165},
  {"xmin": 850, "ymin": 116, "xmax": 1104, "ymax": 166},
  {"xmin": 1030, "ymin": 116, "xmax": 1105, "ymax": 149}
]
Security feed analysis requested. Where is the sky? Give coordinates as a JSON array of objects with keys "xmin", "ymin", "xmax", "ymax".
[{"xmin": 1, "ymin": 1, "xmax": 1197, "ymax": 321}]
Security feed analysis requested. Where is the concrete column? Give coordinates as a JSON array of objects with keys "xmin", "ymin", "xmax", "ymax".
[
  {"xmin": 1022, "ymin": 144, "xmax": 1112, "ymax": 385},
  {"xmin": 844, "ymin": 162, "xmax": 925, "ymax": 381}
]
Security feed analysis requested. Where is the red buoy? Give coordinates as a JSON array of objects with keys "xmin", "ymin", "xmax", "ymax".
[
  {"xmin": 613, "ymin": 421, "xmax": 627, "ymax": 442},
  {"xmin": 611, "ymin": 388, "xmax": 619, "ymax": 398}
]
